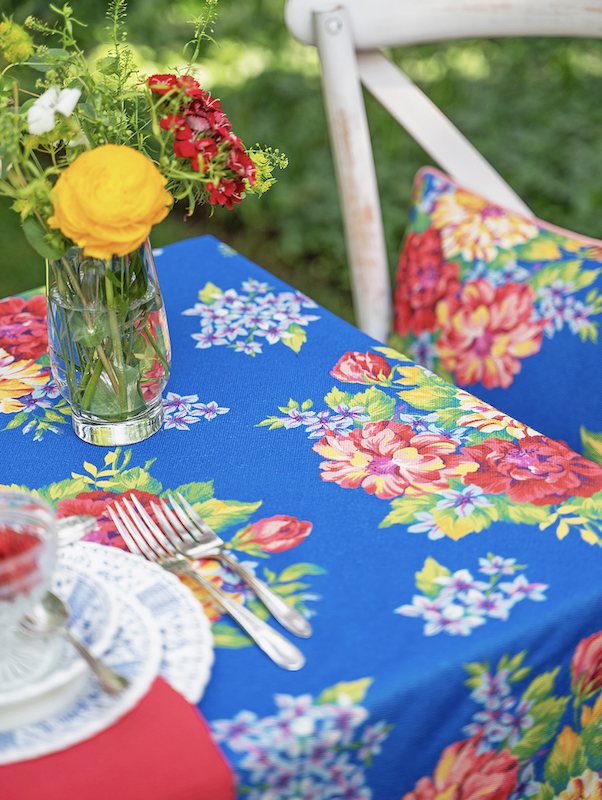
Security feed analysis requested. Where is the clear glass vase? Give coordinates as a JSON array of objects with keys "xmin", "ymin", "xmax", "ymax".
[{"xmin": 46, "ymin": 238, "xmax": 171, "ymax": 445}]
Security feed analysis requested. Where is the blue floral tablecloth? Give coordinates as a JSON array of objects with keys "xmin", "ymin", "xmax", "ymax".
[{"xmin": 3, "ymin": 235, "xmax": 602, "ymax": 800}]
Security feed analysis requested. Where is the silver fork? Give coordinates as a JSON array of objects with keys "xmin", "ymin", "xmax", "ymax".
[
  {"xmin": 147, "ymin": 493, "xmax": 311, "ymax": 638},
  {"xmin": 108, "ymin": 500, "xmax": 305, "ymax": 672}
]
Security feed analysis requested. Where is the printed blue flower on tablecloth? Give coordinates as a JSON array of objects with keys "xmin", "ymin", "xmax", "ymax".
[
  {"xmin": 210, "ymin": 679, "xmax": 392, "ymax": 799},
  {"xmin": 183, "ymin": 279, "xmax": 320, "ymax": 356},
  {"xmin": 162, "ymin": 392, "xmax": 229, "ymax": 430},
  {"xmin": 394, "ymin": 553, "xmax": 548, "ymax": 636}
]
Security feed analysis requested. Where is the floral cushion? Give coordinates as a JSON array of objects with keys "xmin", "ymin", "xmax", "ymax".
[{"xmin": 390, "ymin": 166, "xmax": 602, "ymax": 455}]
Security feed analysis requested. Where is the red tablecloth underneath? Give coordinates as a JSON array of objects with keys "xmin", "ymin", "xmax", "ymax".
[{"xmin": 0, "ymin": 677, "xmax": 235, "ymax": 800}]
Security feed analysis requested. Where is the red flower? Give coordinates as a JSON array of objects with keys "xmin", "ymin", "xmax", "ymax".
[
  {"xmin": 56, "ymin": 489, "xmax": 159, "ymax": 550},
  {"xmin": 330, "ymin": 351, "xmax": 392, "ymax": 384},
  {"xmin": 176, "ymin": 75, "xmax": 201, "ymax": 95},
  {"xmin": 207, "ymin": 179, "xmax": 245, "ymax": 209},
  {"xmin": 244, "ymin": 516, "xmax": 312, "ymax": 553},
  {"xmin": 0, "ymin": 295, "xmax": 47, "ymax": 360},
  {"xmin": 186, "ymin": 95, "xmax": 232, "ymax": 136},
  {"xmin": 394, "ymin": 227, "xmax": 460, "ymax": 337},
  {"xmin": 313, "ymin": 420, "xmax": 470, "ymax": 500},
  {"xmin": 172, "ymin": 138, "xmax": 199, "ymax": 160},
  {"xmin": 571, "ymin": 631, "xmax": 602, "ymax": 699},
  {"xmin": 189, "ymin": 138, "xmax": 219, "ymax": 173},
  {"xmin": 435, "ymin": 280, "xmax": 544, "ymax": 389},
  {"xmin": 461, "ymin": 436, "xmax": 602, "ymax": 506},
  {"xmin": 402, "ymin": 735, "xmax": 519, "ymax": 800},
  {"xmin": 227, "ymin": 147, "xmax": 256, "ymax": 184},
  {"xmin": 153, "ymin": 76, "xmax": 254, "ymax": 205},
  {"xmin": 148, "ymin": 73, "xmax": 200, "ymax": 96},
  {"xmin": 159, "ymin": 113, "xmax": 189, "ymax": 134},
  {"xmin": 148, "ymin": 74, "xmax": 179, "ymax": 94}
]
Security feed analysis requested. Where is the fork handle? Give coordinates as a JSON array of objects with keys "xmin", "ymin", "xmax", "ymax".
[
  {"xmin": 214, "ymin": 553, "xmax": 312, "ymax": 638},
  {"xmin": 174, "ymin": 565, "xmax": 306, "ymax": 671}
]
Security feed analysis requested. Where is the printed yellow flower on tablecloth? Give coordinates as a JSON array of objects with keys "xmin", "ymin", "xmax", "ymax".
[
  {"xmin": 0, "ymin": 348, "xmax": 50, "ymax": 413},
  {"xmin": 553, "ymin": 768, "xmax": 602, "ymax": 800},
  {"xmin": 431, "ymin": 188, "xmax": 538, "ymax": 262},
  {"xmin": 48, "ymin": 144, "xmax": 173, "ymax": 259},
  {"xmin": 454, "ymin": 389, "xmax": 540, "ymax": 439}
]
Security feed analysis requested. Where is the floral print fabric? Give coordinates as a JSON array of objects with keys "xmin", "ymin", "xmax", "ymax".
[
  {"xmin": 259, "ymin": 347, "xmax": 602, "ymax": 546},
  {"xmin": 404, "ymin": 634, "xmax": 602, "ymax": 800},
  {"xmin": 4, "ymin": 235, "xmax": 602, "ymax": 800},
  {"xmin": 390, "ymin": 167, "xmax": 602, "ymax": 454}
]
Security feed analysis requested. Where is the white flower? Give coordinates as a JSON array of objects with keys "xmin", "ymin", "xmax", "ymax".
[{"xmin": 27, "ymin": 86, "xmax": 81, "ymax": 135}]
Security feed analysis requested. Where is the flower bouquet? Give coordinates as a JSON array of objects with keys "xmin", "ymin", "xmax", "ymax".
[{"xmin": 0, "ymin": 2, "xmax": 283, "ymax": 445}]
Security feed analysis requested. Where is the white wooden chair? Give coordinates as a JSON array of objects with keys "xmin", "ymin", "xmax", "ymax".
[{"xmin": 284, "ymin": 0, "xmax": 602, "ymax": 342}]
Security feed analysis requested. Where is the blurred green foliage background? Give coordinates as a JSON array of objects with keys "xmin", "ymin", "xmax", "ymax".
[{"xmin": 2, "ymin": 0, "xmax": 602, "ymax": 325}]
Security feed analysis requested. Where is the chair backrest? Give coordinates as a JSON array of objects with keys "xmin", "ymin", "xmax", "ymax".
[{"xmin": 284, "ymin": 0, "xmax": 602, "ymax": 341}]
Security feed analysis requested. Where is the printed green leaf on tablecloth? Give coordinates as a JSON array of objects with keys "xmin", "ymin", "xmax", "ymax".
[
  {"xmin": 257, "ymin": 349, "xmax": 602, "ymax": 547},
  {"xmin": 399, "ymin": 637, "xmax": 602, "ymax": 800},
  {"xmin": 16, "ymin": 447, "xmax": 323, "ymax": 650}
]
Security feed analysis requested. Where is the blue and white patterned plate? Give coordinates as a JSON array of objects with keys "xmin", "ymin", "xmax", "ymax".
[
  {"xmin": 0, "ymin": 541, "xmax": 214, "ymax": 764},
  {"xmin": 0, "ymin": 563, "xmax": 119, "ymax": 708},
  {"xmin": 0, "ymin": 588, "xmax": 161, "ymax": 764},
  {"xmin": 63, "ymin": 542, "xmax": 214, "ymax": 703}
]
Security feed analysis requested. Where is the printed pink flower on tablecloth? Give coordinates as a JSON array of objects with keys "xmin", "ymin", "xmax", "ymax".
[
  {"xmin": 571, "ymin": 630, "xmax": 602, "ymax": 699},
  {"xmin": 313, "ymin": 420, "xmax": 476, "ymax": 500},
  {"xmin": 330, "ymin": 351, "xmax": 392, "ymax": 384},
  {"xmin": 431, "ymin": 188, "xmax": 538, "ymax": 262},
  {"xmin": 394, "ymin": 227, "xmax": 461, "ymax": 337},
  {"xmin": 402, "ymin": 734, "xmax": 519, "ymax": 800},
  {"xmin": 0, "ymin": 295, "xmax": 47, "ymax": 360},
  {"xmin": 57, "ymin": 489, "xmax": 159, "ymax": 549},
  {"xmin": 435, "ymin": 280, "xmax": 544, "ymax": 389},
  {"xmin": 461, "ymin": 436, "xmax": 602, "ymax": 506},
  {"xmin": 242, "ymin": 515, "xmax": 312, "ymax": 553}
]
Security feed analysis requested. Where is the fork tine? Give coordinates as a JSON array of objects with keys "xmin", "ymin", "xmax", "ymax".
[
  {"xmin": 123, "ymin": 498, "xmax": 177, "ymax": 561},
  {"xmin": 149, "ymin": 498, "xmax": 184, "ymax": 549},
  {"xmin": 130, "ymin": 495, "xmax": 177, "ymax": 554},
  {"xmin": 110, "ymin": 501, "xmax": 166, "ymax": 562},
  {"xmin": 152, "ymin": 497, "xmax": 195, "ymax": 545},
  {"xmin": 107, "ymin": 504, "xmax": 149, "ymax": 558},
  {"xmin": 166, "ymin": 495, "xmax": 200, "ymax": 541},
  {"xmin": 175, "ymin": 492, "xmax": 213, "ymax": 535}
]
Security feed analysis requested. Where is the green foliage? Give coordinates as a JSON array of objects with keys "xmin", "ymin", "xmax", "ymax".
[
  {"xmin": 522, "ymin": 668, "xmax": 561, "ymax": 702},
  {"xmin": 281, "ymin": 322, "xmax": 306, "ymax": 354},
  {"xmin": 210, "ymin": 621, "xmax": 253, "ymax": 648},
  {"xmin": 414, "ymin": 556, "xmax": 450, "ymax": 598},
  {"xmin": 581, "ymin": 426, "xmax": 602, "ymax": 465},
  {"xmin": 316, "ymin": 678, "xmax": 373, "ymax": 706},
  {"xmin": 510, "ymin": 668, "xmax": 570, "ymax": 761},
  {"xmin": 379, "ymin": 494, "xmax": 437, "ymax": 528},
  {"xmin": 544, "ymin": 728, "xmax": 588, "ymax": 792},
  {"xmin": 352, "ymin": 386, "xmax": 397, "ymax": 421},
  {"xmin": 4, "ymin": 2, "xmax": 602, "ymax": 325}
]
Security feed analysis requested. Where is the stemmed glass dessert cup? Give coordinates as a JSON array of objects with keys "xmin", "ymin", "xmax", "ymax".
[{"xmin": 0, "ymin": 491, "xmax": 59, "ymax": 691}]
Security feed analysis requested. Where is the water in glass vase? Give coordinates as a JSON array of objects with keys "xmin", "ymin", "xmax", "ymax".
[{"xmin": 46, "ymin": 238, "xmax": 171, "ymax": 445}]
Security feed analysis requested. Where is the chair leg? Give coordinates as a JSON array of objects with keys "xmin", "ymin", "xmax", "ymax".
[{"xmin": 314, "ymin": 6, "xmax": 392, "ymax": 342}]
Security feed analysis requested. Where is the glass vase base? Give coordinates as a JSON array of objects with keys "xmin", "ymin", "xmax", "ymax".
[{"xmin": 70, "ymin": 401, "xmax": 164, "ymax": 446}]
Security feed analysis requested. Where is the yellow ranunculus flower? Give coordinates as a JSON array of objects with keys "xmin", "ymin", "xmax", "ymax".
[{"xmin": 48, "ymin": 144, "xmax": 173, "ymax": 259}]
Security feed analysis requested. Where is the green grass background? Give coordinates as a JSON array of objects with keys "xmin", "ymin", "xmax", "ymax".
[{"xmin": 3, "ymin": 0, "xmax": 602, "ymax": 325}]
